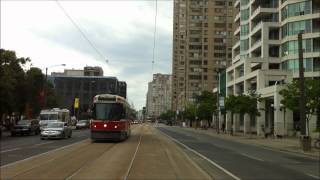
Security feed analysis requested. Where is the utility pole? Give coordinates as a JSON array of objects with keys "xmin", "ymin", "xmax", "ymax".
[
  {"xmin": 298, "ymin": 32, "xmax": 306, "ymax": 136},
  {"xmin": 298, "ymin": 31, "xmax": 311, "ymax": 151}
]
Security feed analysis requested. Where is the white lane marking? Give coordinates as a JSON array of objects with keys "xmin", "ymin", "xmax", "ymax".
[
  {"xmin": 123, "ymin": 125, "xmax": 143, "ymax": 180},
  {"xmin": 159, "ymin": 130, "xmax": 241, "ymax": 180},
  {"xmin": 240, "ymin": 153, "xmax": 264, "ymax": 162},
  {"xmin": 306, "ymin": 174, "xmax": 320, "ymax": 179},
  {"xmin": 0, "ymin": 139, "xmax": 88, "ymax": 168},
  {"xmin": 33, "ymin": 142, "xmax": 54, "ymax": 146},
  {"xmin": 0, "ymin": 148, "xmax": 21, "ymax": 153}
]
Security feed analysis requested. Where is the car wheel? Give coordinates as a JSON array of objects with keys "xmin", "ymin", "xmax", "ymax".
[{"xmin": 40, "ymin": 137, "xmax": 44, "ymax": 140}]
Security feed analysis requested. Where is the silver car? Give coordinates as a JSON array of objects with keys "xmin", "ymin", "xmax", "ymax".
[{"xmin": 40, "ymin": 122, "xmax": 72, "ymax": 139}]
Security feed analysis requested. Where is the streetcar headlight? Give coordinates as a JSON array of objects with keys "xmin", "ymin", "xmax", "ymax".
[
  {"xmin": 114, "ymin": 125, "xmax": 117, "ymax": 128},
  {"xmin": 104, "ymin": 124, "xmax": 107, "ymax": 128},
  {"xmin": 94, "ymin": 125, "xmax": 97, "ymax": 128}
]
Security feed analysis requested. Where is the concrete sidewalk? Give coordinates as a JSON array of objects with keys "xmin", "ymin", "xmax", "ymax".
[{"xmin": 182, "ymin": 127, "xmax": 320, "ymax": 159}]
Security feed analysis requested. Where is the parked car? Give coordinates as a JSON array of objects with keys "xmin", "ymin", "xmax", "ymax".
[
  {"xmin": 40, "ymin": 122, "xmax": 72, "ymax": 140},
  {"xmin": 76, "ymin": 120, "xmax": 90, "ymax": 129},
  {"xmin": 11, "ymin": 119, "xmax": 40, "ymax": 136}
]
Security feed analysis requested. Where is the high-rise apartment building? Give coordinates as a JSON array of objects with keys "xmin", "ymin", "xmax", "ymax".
[
  {"xmin": 146, "ymin": 74, "xmax": 172, "ymax": 118},
  {"xmin": 225, "ymin": 0, "xmax": 320, "ymax": 136},
  {"xmin": 171, "ymin": 0, "xmax": 235, "ymax": 112}
]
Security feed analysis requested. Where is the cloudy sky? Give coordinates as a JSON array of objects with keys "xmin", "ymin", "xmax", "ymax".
[{"xmin": 1, "ymin": 0, "xmax": 173, "ymax": 110}]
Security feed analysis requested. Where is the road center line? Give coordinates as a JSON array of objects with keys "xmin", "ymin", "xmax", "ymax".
[
  {"xmin": 159, "ymin": 129, "xmax": 241, "ymax": 180},
  {"xmin": 240, "ymin": 153, "xmax": 264, "ymax": 162},
  {"xmin": 0, "ymin": 148, "xmax": 21, "ymax": 153}
]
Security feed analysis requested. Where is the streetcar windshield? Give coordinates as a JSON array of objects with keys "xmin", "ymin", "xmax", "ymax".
[{"xmin": 93, "ymin": 103, "xmax": 125, "ymax": 121}]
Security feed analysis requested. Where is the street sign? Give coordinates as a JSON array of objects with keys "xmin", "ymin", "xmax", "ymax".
[{"xmin": 74, "ymin": 98, "xmax": 80, "ymax": 109}]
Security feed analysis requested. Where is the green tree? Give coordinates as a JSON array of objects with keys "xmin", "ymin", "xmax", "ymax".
[
  {"xmin": 25, "ymin": 67, "xmax": 45, "ymax": 117},
  {"xmin": 184, "ymin": 103, "xmax": 197, "ymax": 127},
  {"xmin": 279, "ymin": 79, "xmax": 320, "ymax": 135},
  {"xmin": 45, "ymin": 82, "xmax": 61, "ymax": 109},
  {"xmin": 0, "ymin": 49, "xmax": 29, "ymax": 120},
  {"xmin": 225, "ymin": 95, "xmax": 239, "ymax": 131},
  {"xmin": 195, "ymin": 91, "xmax": 217, "ymax": 127},
  {"xmin": 242, "ymin": 92, "xmax": 261, "ymax": 134},
  {"xmin": 225, "ymin": 92, "xmax": 261, "ymax": 134}
]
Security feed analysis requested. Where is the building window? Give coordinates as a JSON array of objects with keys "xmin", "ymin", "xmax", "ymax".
[
  {"xmin": 214, "ymin": 38, "xmax": 224, "ymax": 43},
  {"xmin": 314, "ymin": 58, "xmax": 320, "ymax": 71},
  {"xmin": 190, "ymin": 60, "xmax": 202, "ymax": 65},
  {"xmin": 214, "ymin": 53, "xmax": 226, "ymax": 58},
  {"xmin": 215, "ymin": 1, "xmax": 225, "ymax": 6},
  {"xmin": 281, "ymin": 58, "xmax": 313, "ymax": 72},
  {"xmin": 282, "ymin": 20, "xmax": 311, "ymax": 38},
  {"xmin": 281, "ymin": 39, "xmax": 312, "ymax": 56},
  {"xmin": 189, "ymin": 75, "xmax": 202, "ymax": 80},
  {"xmin": 240, "ymin": 0, "xmax": 249, "ymax": 6},
  {"xmin": 281, "ymin": 1, "xmax": 311, "ymax": 21},
  {"xmin": 215, "ymin": 23, "xmax": 226, "ymax": 28},
  {"xmin": 203, "ymin": 75, "xmax": 207, "ymax": 80},
  {"xmin": 240, "ymin": 39, "xmax": 249, "ymax": 52},
  {"xmin": 240, "ymin": 8, "xmax": 249, "ymax": 21},
  {"xmin": 240, "ymin": 24, "xmax": 249, "ymax": 36},
  {"xmin": 214, "ymin": 45, "xmax": 226, "ymax": 50}
]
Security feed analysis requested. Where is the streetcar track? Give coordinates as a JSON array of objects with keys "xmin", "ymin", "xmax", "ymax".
[
  {"xmin": 123, "ymin": 125, "xmax": 144, "ymax": 180},
  {"xmin": 3, "ymin": 125, "xmax": 143, "ymax": 180},
  {"xmin": 5, "ymin": 140, "xmax": 96, "ymax": 180},
  {"xmin": 65, "ymin": 143, "xmax": 118, "ymax": 180}
]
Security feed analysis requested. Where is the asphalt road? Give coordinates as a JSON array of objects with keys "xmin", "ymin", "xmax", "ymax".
[
  {"xmin": 1, "ymin": 124, "xmax": 211, "ymax": 180},
  {"xmin": 157, "ymin": 126, "xmax": 320, "ymax": 180},
  {"xmin": 0, "ymin": 129, "xmax": 90, "ymax": 166}
]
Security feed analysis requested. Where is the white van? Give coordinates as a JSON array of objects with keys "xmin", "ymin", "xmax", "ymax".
[{"xmin": 39, "ymin": 108, "xmax": 71, "ymax": 130}]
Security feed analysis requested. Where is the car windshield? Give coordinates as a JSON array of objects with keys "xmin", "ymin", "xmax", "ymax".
[
  {"xmin": 40, "ymin": 114, "xmax": 58, "ymax": 121},
  {"xmin": 47, "ymin": 123, "xmax": 63, "ymax": 128},
  {"xmin": 93, "ymin": 103, "xmax": 125, "ymax": 121},
  {"xmin": 17, "ymin": 120, "xmax": 30, "ymax": 125}
]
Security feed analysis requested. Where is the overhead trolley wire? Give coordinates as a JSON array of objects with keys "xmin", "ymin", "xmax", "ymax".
[
  {"xmin": 55, "ymin": 0, "xmax": 115, "ymax": 75},
  {"xmin": 55, "ymin": 1, "xmax": 105, "ymax": 60},
  {"xmin": 152, "ymin": 0, "xmax": 158, "ymax": 73}
]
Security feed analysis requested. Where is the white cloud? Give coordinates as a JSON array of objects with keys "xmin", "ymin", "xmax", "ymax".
[{"xmin": 1, "ymin": 0, "xmax": 173, "ymax": 110}]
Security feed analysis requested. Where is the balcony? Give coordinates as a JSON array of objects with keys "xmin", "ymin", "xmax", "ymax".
[
  {"xmin": 234, "ymin": 0, "xmax": 240, "ymax": 8},
  {"xmin": 234, "ymin": 12, "xmax": 240, "ymax": 23},
  {"xmin": 234, "ymin": 26, "xmax": 240, "ymax": 36},
  {"xmin": 233, "ymin": 40, "xmax": 240, "ymax": 50},
  {"xmin": 234, "ymin": 54, "xmax": 240, "ymax": 61},
  {"xmin": 251, "ymin": 7, "xmax": 278, "ymax": 21},
  {"xmin": 251, "ymin": 21, "xmax": 263, "ymax": 33},
  {"xmin": 251, "ymin": 39, "xmax": 262, "ymax": 52}
]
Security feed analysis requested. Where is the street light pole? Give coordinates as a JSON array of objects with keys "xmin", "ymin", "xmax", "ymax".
[{"xmin": 43, "ymin": 64, "xmax": 66, "ymax": 109}]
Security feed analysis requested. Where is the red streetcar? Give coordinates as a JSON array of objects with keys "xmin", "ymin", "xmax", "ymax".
[{"xmin": 90, "ymin": 94, "xmax": 132, "ymax": 141}]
